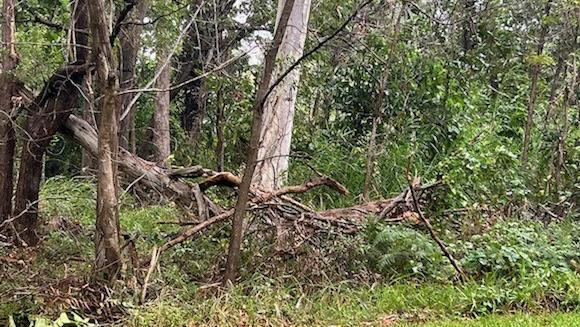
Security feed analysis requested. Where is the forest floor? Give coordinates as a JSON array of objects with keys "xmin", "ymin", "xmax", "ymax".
[{"xmin": 1, "ymin": 177, "xmax": 578, "ymax": 326}]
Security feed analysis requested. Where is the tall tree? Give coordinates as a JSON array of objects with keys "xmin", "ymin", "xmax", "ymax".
[
  {"xmin": 119, "ymin": 0, "xmax": 147, "ymax": 153},
  {"xmin": 152, "ymin": 44, "xmax": 172, "ymax": 166},
  {"xmin": 12, "ymin": 0, "xmax": 89, "ymax": 245},
  {"xmin": 252, "ymin": 0, "xmax": 312, "ymax": 191},
  {"xmin": 223, "ymin": 0, "xmax": 297, "ymax": 284},
  {"xmin": 88, "ymin": 0, "xmax": 122, "ymax": 281},
  {"xmin": 0, "ymin": 0, "xmax": 18, "ymax": 224}
]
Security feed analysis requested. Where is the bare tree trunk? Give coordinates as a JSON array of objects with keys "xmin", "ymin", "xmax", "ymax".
[
  {"xmin": 362, "ymin": 3, "xmax": 404, "ymax": 202},
  {"xmin": 555, "ymin": 52, "xmax": 577, "ymax": 194},
  {"xmin": 0, "ymin": 0, "xmax": 18, "ymax": 224},
  {"xmin": 522, "ymin": 0, "xmax": 553, "ymax": 166},
  {"xmin": 252, "ymin": 0, "xmax": 312, "ymax": 191},
  {"xmin": 12, "ymin": 0, "xmax": 89, "ymax": 246},
  {"xmin": 81, "ymin": 74, "xmax": 97, "ymax": 172},
  {"xmin": 88, "ymin": 0, "xmax": 122, "ymax": 281},
  {"xmin": 63, "ymin": 115, "xmax": 221, "ymax": 214},
  {"xmin": 223, "ymin": 0, "xmax": 297, "ymax": 285},
  {"xmin": 362, "ymin": 97, "xmax": 382, "ymax": 202},
  {"xmin": 462, "ymin": 0, "xmax": 476, "ymax": 53},
  {"xmin": 119, "ymin": 0, "xmax": 146, "ymax": 153},
  {"xmin": 215, "ymin": 90, "xmax": 226, "ymax": 172},
  {"xmin": 545, "ymin": 55, "xmax": 566, "ymax": 122},
  {"xmin": 152, "ymin": 47, "xmax": 171, "ymax": 166}
]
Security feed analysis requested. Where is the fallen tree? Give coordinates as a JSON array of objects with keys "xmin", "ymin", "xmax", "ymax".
[
  {"xmin": 62, "ymin": 114, "xmax": 442, "ymax": 261},
  {"xmin": 63, "ymin": 114, "xmax": 221, "ymax": 218}
]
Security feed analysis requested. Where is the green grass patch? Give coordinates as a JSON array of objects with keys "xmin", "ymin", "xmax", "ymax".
[{"xmin": 401, "ymin": 312, "xmax": 580, "ymax": 327}]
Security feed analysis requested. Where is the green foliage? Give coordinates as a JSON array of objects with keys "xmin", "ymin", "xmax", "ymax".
[
  {"xmin": 21, "ymin": 312, "xmax": 96, "ymax": 327},
  {"xmin": 361, "ymin": 222, "xmax": 452, "ymax": 281},
  {"xmin": 458, "ymin": 221, "xmax": 578, "ymax": 278},
  {"xmin": 526, "ymin": 54, "xmax": 556, "ymax": 66},
  {"xmin": 400, "ymin": 312, "xmax": 580, "ymax": 327},
  {"xmin": 39, "ymin": 177, "xmax": 96, "ymax": 226}
]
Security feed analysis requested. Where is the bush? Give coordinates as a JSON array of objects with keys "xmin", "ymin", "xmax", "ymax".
[
  {"xmin": 458, "ymin": 220, "xmax": 577, "ymax": 278},
  {"xmin": 361, "ymin": 222, "xmax": 452, "ymax": 281},
  {"xmin": 460, "ymin": 269, "xmax": 580, "ymax": 315}
]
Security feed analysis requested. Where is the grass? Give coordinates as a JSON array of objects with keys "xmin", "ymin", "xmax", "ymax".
[
  {"xmin": 401, "ymin": 312, "xmax": 580, "ymax": 327},
  {"xmin": 1, "ymin": 177, "xmax": 579, "ymax": 326},
  {"xmin": 122, "ymin": 278, "xmax": 580, "ymax": 326}
]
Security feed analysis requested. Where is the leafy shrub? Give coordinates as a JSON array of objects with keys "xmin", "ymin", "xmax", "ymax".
[
  {"xmin": 361, "ymin": 222, "xmax": 452, "ymax": 281},
  {"xmin": 458, "ymin": 220, "xmax": 577, "ymax": 278},
  {"xmin": 460, "ymin": 268, "xmax": 580, "ymax": 315}
]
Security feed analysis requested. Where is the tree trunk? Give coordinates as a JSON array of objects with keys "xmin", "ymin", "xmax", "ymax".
[
  {"xmin": 119, "ymin": 0, "xmax": 147, "ymax": 153},
  {"xmin": 252, "ymin": 0, "xmax": 312, "ymax": 191},
  {"xmin": 555, "ymin": 42, "xmax": 578, "ymax": 194},
  {"xmin": 81, "ymin": 74, "xmax": 97, "ymax": 172},
  {"xmin": 63, "ymin": 115, "xmax": 221, "ymax": 214},
  {"xmin": 462, "ymin": 0, "xmax": 476, "ymax": 53},
  {"xmin": 521, "ymin": 0, "xmax": 553, "ymax": 165},
  {"xmin": 12, "ymin": 0, "xmax": 89, "ymax": 246},
  {"xmin": 363, "ymin": 107, "xmax": 381, "ymax": 202},
  {"xmin": 545, "ymin": 55, "xmax": 566, "ymax": 121},
  {"xmin": 223, "ymin": 0, "xmax": 297, "ymax": 284},
  {"xmin": 88, "ymin": 0, "xmax": 122, "ymax": 281},
  {"xmin": 152, "ymin": 46, "xmax": 171, "ymax": 166},
  {"xmin": 0, "ymin": 0, "xmax": 18, "ymax": 225},
  {"xmin": 215, "ymin": 94, "xmax": 226, "ymax": 172},
  {"xmin": 362, "ymin": 3, "xmax": 404, "ymax": 202}
]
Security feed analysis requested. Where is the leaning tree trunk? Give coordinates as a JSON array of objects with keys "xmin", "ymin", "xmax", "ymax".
[
  {"xmin": 12, "ymin": 0, "xmax": 89, "ymax": 246},
  {"xmin": 252, "ymin": 0, "xmax": 312, "ymax": 191},
  {"xmin": 0, "ymin": 0, "xmax": 18, "ymax": 224},
  {"xmin": 88, "ymin": 0, "xmax": 122, "ymax": 281},
  {"xmin": 223, "ymin": 0, "xmax": 298, "ymax": 284}
]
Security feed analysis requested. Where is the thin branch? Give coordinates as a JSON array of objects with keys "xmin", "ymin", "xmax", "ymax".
[
  {"xmin": 406, "ymin": 176, "xmax": 466, "ymax": 282},
  {"xmin": 110, "ymin": 0, "xmax": 137, "ymax": 45},
  {"xmin": 116, "ymin": 48, "xmax": 250, "ymax": 96}
]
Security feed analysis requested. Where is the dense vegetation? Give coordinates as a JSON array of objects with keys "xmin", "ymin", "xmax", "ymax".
[{"xmin": 0, "ymin": 0, "xmax": 578, "ymax": 325}]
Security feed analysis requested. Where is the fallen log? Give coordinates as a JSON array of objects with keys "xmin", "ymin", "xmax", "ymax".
[
  {"xmin": 317, "ymin": 179, "xmax": 440, "ymax": 222},
  {"xmin": 63, "ymin": 114, "xmax": 442, "ymax": 265},
  {"xmin": 62, "ymin": 115, "xmax": 219, "ymax": 214},
  {"xmin": 153, "ymin": 179, "xmax": 442, "ymax": 258}
]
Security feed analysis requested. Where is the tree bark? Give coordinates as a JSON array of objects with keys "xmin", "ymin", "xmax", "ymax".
[
  {"xmin": 545, "ymin": 55, "xmax": 566, "ymax": 122},
  {"xmin": 88, "ymin": 0, "xmax": 122, "ymax": 281},
  {"xmin": 152, "ymin": 46, "xmax": 171, "ymax": 166},
  {"xmin": 521, "ymin": 0, "xmax": 553, "ymax": 165},
  {"xmin": 252, "ymin": 0, "xmax": 312, "ymax": 191},
  {"xmin": 215, "ymin": 90, "xmax": 226, "ymax": 172},
  {"xmin": 363, "ymin": 103, "xmax": 381, "ymax": 202},
  {"xmin": 223, "ymin": 0, "xmax": 297, "ymax": 284},
  {"xmin": 118, "ymin": 0, "xmax": 147, "ymax": 153},
  {"xmin": 12, "ymin": 0, "xmax": 89, "ymax": 246},
  {"xmin": 555, "ymin": 44, "xmax": 577, "ymax": 194},
  {"xmin": 81, "ymin": 74, "xmax": 97, "ymax": 172},
  {"xmin": 0, "ymin": 0, "xmax": 18, "ymax": 225},
  {"xmin": 462, "ymin": 0, "xmax": 476, "ymax": 53}
]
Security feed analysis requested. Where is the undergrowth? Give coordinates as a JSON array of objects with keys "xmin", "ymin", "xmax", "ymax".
[{"xmin": 1, "ymin": 177, "xmax": 579, "ymax": 326}]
